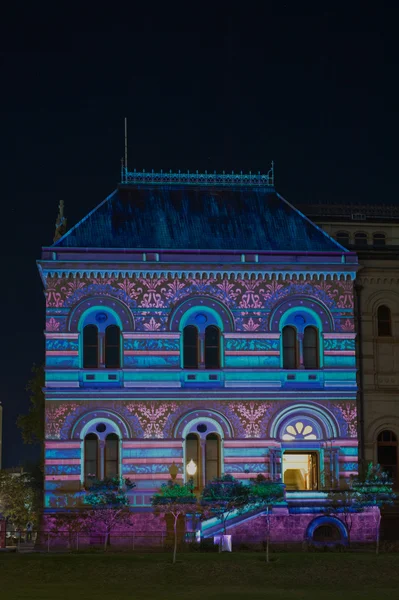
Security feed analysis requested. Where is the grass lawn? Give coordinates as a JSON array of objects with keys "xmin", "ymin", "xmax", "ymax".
[{"xmin": 1, "ymin": 551, "xmax": 399, "ymax": 600}]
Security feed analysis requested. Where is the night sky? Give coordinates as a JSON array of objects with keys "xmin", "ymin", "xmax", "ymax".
[{"xmin": 0, "ymin": 5, "xmax": 397, "ymax": 467}]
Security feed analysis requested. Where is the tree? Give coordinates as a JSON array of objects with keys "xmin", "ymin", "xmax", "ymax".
[
  {"xmin": 84, "ymin": 476, "xmax": 135, "ymax": 551},
  {"xmin": 325, "ymin": 487, "xmax": 364, "ymax": 548},
  {"xmin": 0, "ymin": 470, "xmax": 38, "ymax": 529},
  {"xmin": 152, "ymin": 480, "xmax": 198, "ymax": 564},
  {"xmin": 48, "ymin": 511, "xmax": 90, "ymax": 550},
  {"xmin": 201, "ymin": 474, "xmax": 249, "ymax": 551},
  {"xmin": 17, "ymin": 364, "xmax": 45, "ymax": 446},
  {"xmin": 352, "ymin": 463, "xmax": 396, "ymax": 555},
  {"xmin": 247, "ymin": 475, "xmax": 285, "ymax": 563}
]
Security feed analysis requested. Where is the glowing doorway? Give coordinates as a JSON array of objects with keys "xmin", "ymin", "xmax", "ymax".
[{"xmin": 283, "ymin": 452, "xmax": 318, "ymax": 491}]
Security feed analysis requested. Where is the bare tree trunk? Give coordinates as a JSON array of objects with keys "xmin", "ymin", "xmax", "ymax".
[
  {"xmin": 266, "ymin": 507, "xmax": 270, "ymax": 564},
  {"xmin": 104, "ymin": 531, "xmax": 109, "ymax": 552},
  {"xmin": 375, "ymin": 512, "xmax": 381, "ymax": 555},
  {"xmin": 173, "ymin": 514, "xmax": 178, "ymax": 564}
]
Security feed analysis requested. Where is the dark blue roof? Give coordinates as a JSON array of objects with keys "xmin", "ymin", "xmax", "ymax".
[{"xmin": 53, "ymin": 185, "xmax": 345, "ymax": 252}]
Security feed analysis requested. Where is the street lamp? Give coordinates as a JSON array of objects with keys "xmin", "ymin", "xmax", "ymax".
[
  {"xmin": 186, "ymin": 459, "xmax": 197, "ymax": 491},
  {"xmin": 168, "ymin": 462, "xmax": 179, "ymax": 481}
]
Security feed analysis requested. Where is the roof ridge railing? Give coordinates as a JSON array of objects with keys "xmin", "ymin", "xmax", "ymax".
[{"xmin": 120, "ymin": 162, "xmax": 274, "ymax": 187}]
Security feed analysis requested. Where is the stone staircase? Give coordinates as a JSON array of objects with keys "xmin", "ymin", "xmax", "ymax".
[{"xmin": 17, "ymin": 541, "xmax": 36, "ymax": 554}]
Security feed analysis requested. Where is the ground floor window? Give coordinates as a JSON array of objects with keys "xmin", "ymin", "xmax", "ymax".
[
  {"xmin": 377, "ymin": 430, "xmax": 398, "ymax": 485},
  {"xmin": 282, "ymin": 451, "xmax": 318, "ymax": 491},
  {"xmin": 185, "ymin": 430, "xmax": 221, "ymax": 490}
]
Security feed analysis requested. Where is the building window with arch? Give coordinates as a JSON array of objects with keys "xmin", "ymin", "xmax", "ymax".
[
  {"xmin": 377, "ymin": 305, "xmax": 392, "ymax": 337},
  {"xmin": 205, "ymin": 325, "xmax": 220, "ymax": 369},
  {"xmin": 183, "ymin": 326, "xmax": 199, "ymax": 368},
  {"xmin": 84, "ymin": 433, "xmax": 99, "ymax": 483},
  {"xmin": 83, "ymin": 325, "xmax": 99, "ymax": 368},
  {"xmin": 81, "ymin": 309, "xmax": 122, "ymax": 369},
  {"xmin": 303, "ymin": 326, "xmax": 319, "ymax": 369},
  {"xmin": 336, "ymin": 231, "xmax": 350, "ymax": 246},
  {"xmin": 181, "ymin": 308, "xmax": 223, "ymax": 370},
  {"xmin": 105, "ymin": 433, "xmax": 119, "ymax": 478},
  {"xmin": 354, "ymin": 232, "xmax": 368, "ymax": 246},
  {"xmin": 373, "ymin": 232, "xmax": 386, "ymax": 247},
  {"xmin": 282, "ymin": 326, "xmax": 298, "ymax": 369},
  {"xmin": 377, "ymin": 430, "xmax": 397, "ymax": 484},
  {"xmin": 83, "ymin": 421, "xmax": 121, "ymax": 482},
  {"xmin": 184, "ymin": 422, "xmax": 222, "ymax": 490}
]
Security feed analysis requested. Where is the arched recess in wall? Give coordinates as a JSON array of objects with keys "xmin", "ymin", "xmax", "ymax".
[
  {"xmin": 306, "ymin": 516, "xmax": 348, "ymax": 545},
  {"xmin": 269, "ymin": 296, "xmax": 334, "ymax": 334},
  {"xmin": 67, "ymin": 296, "xmax": 135, "ymax": 333},
  {"xmin": 174, "ymin": 409, "xmax": 234, "ymax": 440},
  {"xmin": 269, "ymin": 403, "xmax": 340, "ymax": 440},
  {"xmin": 168, "ymin": 296, "xmax": 235, "ymax": 333},
  {"xmin": 71, "ymin": 409, "xmax": 131, "ymax": 440}
]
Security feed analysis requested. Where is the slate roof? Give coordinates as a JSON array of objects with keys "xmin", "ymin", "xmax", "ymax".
[{"xmin": 53, "ymin": 184, "xmax": 346, "ymax": 252}]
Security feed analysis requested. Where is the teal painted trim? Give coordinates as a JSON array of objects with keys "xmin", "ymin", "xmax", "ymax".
[
  {"xmin": 122, "ymin": 448, "xmax": 183, "ymax": 458},
  {"xmin": 224, "ymin": 448, "xmax": 269, "ymax": 457},
  {"xmin": 45, "ymin": 449, "xmax": 81, "ymax": 459},
  {"xmin": 225, "ymin": 356, "xmax": 280, "ymax": 369}
]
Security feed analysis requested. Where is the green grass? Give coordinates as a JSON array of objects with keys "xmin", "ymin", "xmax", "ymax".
[{"xmin": 1, "ymin": 552, "xmax": 399, "ymax": 599}]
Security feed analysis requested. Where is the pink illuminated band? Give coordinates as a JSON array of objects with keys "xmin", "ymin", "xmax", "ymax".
[
  {"xmin": 46, "ymin": 351, "xmax": 79, "ymax": 356},
  {"xmin": 323, "ymin": 333, "xmax": 356, "ymax": 339},
  {"xmin": 229, "ymin": 473, "xmax": 271, "ymax": 479},
  {"xmin": 225, "ymin": 351, "xmax": 279, "ymax": 356},
  {"xmin": 224, "ymin": 441, "xmax": 280, "ymax": 448},
  {"xmin": 46, "ymin": 442, "xmax": 81, "ymax": 449},
  {"xmin": 339, "ymin": 471, "xmax": 358, "ymax": 477},
  {"xmin": 338, "ymin": 456, "xmax": 359, "ymax": 463},
  {"xmin": 46, "ymin": 459, "xmax": 81, "ymax": 465},
  {"xmin": 125, "ymin": 351, "xmax": 180, "ymax": 356},
  {"xmin": 224, "ymin": 333, "xmax": 281, "ymax": 339},
  {"xmin": 124, "ymin": 333, "xmax": 180, "ymax": 339},
  {"xmin": 323, "ymin": 440, "xmax": 358, "ymax": 447},
  {"xmin": 121, "ymin": 473, "xmax": 183, "ymax": 480},
  {"xmin": 45, "ymin": 475, "xmax": 80, "ymax": 481},
  {"xmin": 224, "ymin": 457, "xmax": 270, "ymax": 463},
  {"xmin": 123, "ymin": 441, "xmax": 182, "ymax": 448},
  {"xmin": 122, "ymin": 457, "xmax": 183, "ymax": 464},
  {"xmin": 45, "ymin": 333, "xmax": 79, "ymax": 339}
]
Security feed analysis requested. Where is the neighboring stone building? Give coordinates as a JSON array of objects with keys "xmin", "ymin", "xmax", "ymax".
[
  {"xmin": 37, "ymin": 168, "xmax": 377, "ymax": 544},
  {"xmin": 303, "ymin": 203, "xmax": 399, "ymax": 486}
]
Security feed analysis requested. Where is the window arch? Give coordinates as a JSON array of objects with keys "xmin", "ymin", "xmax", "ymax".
[
  {"xmin": 84, "ymin": 433, "xmax": 99, "ymax": 483},
  {"xmin": 303, "ymin": 326, "xmax": 319, "ymax": 369},
  {"xmin": 336, "ymin": 231, "xmax": 350, "ymax": 246},
  {"xmin": 373, "ymin": 233, "xmax": 386, "ymax": 247},
  {"xmin": 283, "ymin": 326, "xmax": 298, "ymax": 369},
  {"xmin": 354, "ymin": 232, "xmax": 368, "ymax": 246},
  {"xmin": 183, "ymin": 325, "xmax": 199, "ymax": 369},
  {"xmin": 83, "ymin": 325, "xmax": 99, "ymax": 368},
  {"xmin": 105, "ymin": 325, "xmax": 121, "ymax": 368},
  {"xmin": 80, "ymin": 309, "xmax": 123, "ymax": 369},
  {"xmin": 205, "ymin": 325, "xmax": 220, "ymax": 369},
  {"xmin": 377, "ymin": 430, "xmax": 397, "ymax": 484},
  {"xmin": 105, "ymin": 433, "xmax": 119, "ymax": 478},
  {"xmin": 377, "ymin": 305, "xmax": 392, "ymax": 337}
]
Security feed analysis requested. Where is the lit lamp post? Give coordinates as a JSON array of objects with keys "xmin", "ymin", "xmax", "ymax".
[
  {"xmin": 168, "ymin": 462, "xmax": 179, "ymax": 481},
  {"xmin": 186, "ymin": 459, "xmax": 197, "ymax": 490}
]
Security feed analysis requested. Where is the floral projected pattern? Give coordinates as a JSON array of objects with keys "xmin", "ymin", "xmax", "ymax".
[
  {"xmin": 45, "ymin": 274, "xmax": 355, "ymax": 333},
  {"xmin": 282, "ymin": 421, "xmax": 317, "ymax": 441}
]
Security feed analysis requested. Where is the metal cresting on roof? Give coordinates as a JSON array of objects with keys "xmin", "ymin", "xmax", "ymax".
[{"xmin": 120, "ymin": 163, "xmax": 275, "ymax": 187}]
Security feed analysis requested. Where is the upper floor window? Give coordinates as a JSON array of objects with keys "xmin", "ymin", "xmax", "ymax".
[
  {"xmin": 105, "ymin": 325, "xmax": 121, "ymax": 368},
  {"xmin": 373, "ymin": 233, "xmax": 386, "ymax": 247},
  {"xmin": 83, "ymin": 325, "xmax": 99, "ymax": 368},
  {"xmin": 283, "ymin": 326, "xmax": 298, "ymax": 369},
  {"xmin": 336, "ymin": 231, "xmax": 350, "ymax": 246},
  {"xmin": 303, "ymin": 326, "xmax": 319, "ymax": 369},
  {"xmin": 377, "ymin": 305, "xmax": 392, "ymax": 337},
  {"xmin": 183, "ymin": 325, "xmax": 199, "ymax": 369},
  {"xmin": 205, "ymin": 325, "xmax": 220, "ymax": 369},
  {"xmin": 81, "ymin": 309, "xmax": 122, "ymax": 369},
  {"xmin": 354, "ymin": 232, "xmax": 368, "ymax": 247}
]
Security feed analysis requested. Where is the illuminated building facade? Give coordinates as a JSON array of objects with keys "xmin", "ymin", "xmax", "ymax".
[{"xmin": 38, "ymin": 168, "xmax": 377, "ymax": 543}]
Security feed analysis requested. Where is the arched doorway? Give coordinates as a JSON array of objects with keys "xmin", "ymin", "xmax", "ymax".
[
  {"xmin": 377, "ymin": 430, "xmax": 398, "ymax": 485},
  {"xmin": 313, "ymin": 524, "xmax": 342, "ymax": 543}
]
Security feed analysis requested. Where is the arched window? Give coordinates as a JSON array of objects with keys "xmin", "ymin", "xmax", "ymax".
[
  {"xmin": 303, "ymin": 326, "xmax": 319, "ymax": 369},
  {"xmin": 205, "ymin": 326, "xmax": 220, "ymax": 369},
  {"xmin": 186, "ymin": 433, "xmax": 200, "ymax": 489},
  {"xmin": 377, "ymin": 305, "xmax": 392, "ymax": 337},
  {"xmin": 83, "ymin": 325, "xmax": 99, "ymax": 368},
  {"xmin": 105, "ymin": 433, "xmax": 119, "ymax": 478},
  {"xmin": 84, "ymin": 433, "xmax": 98, "ymax": 483},
  {"xmin": 105, "ymin": 325, "xmax": 121, "ymax": 368},
  {"xmin": 336, "ymin": 231, "xmax": 350, "ymax": 246},
  {"xmin": 283, "ymin": 326, "xmax": 297, "ymax": 369},
  {"xmin": 205, "ymin": 433, "xmax": 220, "ymax": 484},
  {"xmin": 183, "ymin": 326, "xmax": 199, "ymax": 369},
  {"xmin": 373, "ymin": 233, "xmax": 386, "ymax": 247},
  {"xmin": 354, "ymin": 232, "xmax": 368, "ymax": 247},
  {"xmin": 377, "ymin": 430, "xmax": 397, "ymax": 483}
]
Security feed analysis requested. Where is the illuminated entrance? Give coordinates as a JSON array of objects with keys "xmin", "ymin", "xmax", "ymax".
[{"xmin": 283, "ymin": 452, "xmax": 318, "ymax": 491}]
